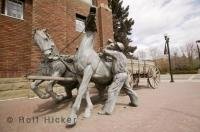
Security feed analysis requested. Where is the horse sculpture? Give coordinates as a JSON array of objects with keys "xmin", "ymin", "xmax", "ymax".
[
  {"xmin": 32, "ymin": 29, "xmax": 95, "ymax": 118},
  {"xmin": 31, "ymin": 29, "xmax": 78, "ymax": 102},
  {"xmin": 66, "ymin": 7, "xmax": 138, "ymax": 126}
]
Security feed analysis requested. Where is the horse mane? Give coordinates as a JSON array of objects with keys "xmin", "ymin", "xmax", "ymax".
[
  {"xmin": 43, "ymin": 29, "xmax": 52, "ymax": 40},
  {"xmin": 35, "ymin": 28, "xmax": 60, "ymax": 55}
]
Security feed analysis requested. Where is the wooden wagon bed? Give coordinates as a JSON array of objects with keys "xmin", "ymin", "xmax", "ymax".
[{"xmin": 127, "ymin": 59, "xmax": 160, "ymax": 89}]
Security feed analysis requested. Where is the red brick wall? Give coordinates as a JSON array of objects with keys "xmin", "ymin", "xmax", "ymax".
[
  {"xmin": 65, "ymin": 0, "xmax": 104, "ymax": 53},
  {"xmin": 0, "ymin": 0, "xmax": 33, "ymax": 77},
  {"xmin": 63, "ymin": 0, "xmax": 113, "ymax": 53},
  {"xmin": 96, "ymin": 0, "xmax": 108, "ymax": 5},
  {"xmin": 97, "ymin": 3, "xmax": 113, "ymax": 48},
  {"xmin": 0, "ymin": 0, "xmax": 113, "ymax": 78},
  {"xmin": 31, "ymin": 0, "xmax": 101, "ymax": 70},
  {"xmin": 31, "ymin": 0, "xmax": 68, "ymax": 70},
  {"xmin": 65, "ymin": 0, "xmax": 92, "ymax": 53}
]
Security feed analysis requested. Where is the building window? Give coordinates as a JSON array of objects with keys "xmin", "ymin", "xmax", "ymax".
[
  {"xmin": 1, "ymin": 0, "xmax": 24, "ymax": 19},
  {"xmin": 92, "ymin": 0, "xmax": 97, "ymax": 6},
  {"xmin": 88, "ymin": 0, "xmax": 93, "ymax": 5},
  {"xmin": 75, "ymin": 14, "xmax": 86, "ymax": 33},
  {"xmin": 81, "ymin": 0, "xmax": 93, "ymax": 5}
]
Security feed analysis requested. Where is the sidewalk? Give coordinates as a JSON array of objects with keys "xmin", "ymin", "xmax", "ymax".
[
  {"xmin": 0, "ymin": 82, "xmax": 200, "ymax": 132},
  {"xmin": 160, "ymin": 74, "xmax": 200, "ymax": 82}
]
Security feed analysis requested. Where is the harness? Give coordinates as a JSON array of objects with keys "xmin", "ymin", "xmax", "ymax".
[{"xmin": 27, "ymin": 7, "xmax": 98, "ymax": 78}]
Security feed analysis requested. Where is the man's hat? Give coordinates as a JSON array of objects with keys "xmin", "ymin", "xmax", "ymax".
[
  {"xmin": 116, "ymin": 42, "xmax": 124, "ymax": 51},
  {"xmin": 107, "ymin": 39, "xmax": 114, "ymax": 43}
]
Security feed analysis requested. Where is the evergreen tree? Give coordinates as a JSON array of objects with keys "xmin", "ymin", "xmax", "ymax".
[{"xmin": 108, "ymin": 0, "xmax": 137, "ymax": 58}]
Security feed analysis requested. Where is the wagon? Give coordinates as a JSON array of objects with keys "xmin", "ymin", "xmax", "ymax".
[
  {"xmin": 26, "ymin": 59, "xmax": 160, "ymax": 89},
  {"xmin": 127, "ymin": 59, "xmax": 160, "ymax": 89}
]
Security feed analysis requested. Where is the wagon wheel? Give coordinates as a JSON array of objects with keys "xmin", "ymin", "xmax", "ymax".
[
  {"xmin": 129, "ymin": 73, "xmax": 139, "ymax": 88},
  {"xmin": 147, "ymin": 66, "xmax": 160, "ymax": 89}
]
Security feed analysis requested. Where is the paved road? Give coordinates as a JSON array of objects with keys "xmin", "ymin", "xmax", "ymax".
[
  {"xmin": 160, "ymin": 74, "xmax": 200, "ymax": 82},
  {"xmin": 0, "ymin": 82, "xmax": 200, "ymax": 132}
]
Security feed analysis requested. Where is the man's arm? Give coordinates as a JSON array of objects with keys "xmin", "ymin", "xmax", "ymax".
[{"xmin": 103, "ymin": 49, "xmax": 119, "ymax": 59}]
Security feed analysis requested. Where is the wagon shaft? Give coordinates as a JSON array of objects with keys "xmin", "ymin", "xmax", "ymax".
[{"xmin": 26, "ymin": 75, "xmax": 74, "ymax": 81}]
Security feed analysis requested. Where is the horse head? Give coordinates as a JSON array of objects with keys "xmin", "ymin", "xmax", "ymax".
[
  {"xmin": 85, "ymin": 6, "xmax": 97, "ymax": 32},
  {"xmin": 33, "ymin": 28, "xmax": 56, "ymax": 56}
]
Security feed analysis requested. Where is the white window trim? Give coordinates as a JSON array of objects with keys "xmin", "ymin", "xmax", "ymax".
[
  {"xmin": 81, "ymin": 0, "xmax": 93, "ymax": 6},
  {"xmin": 3, "ymin": 0, "xmax": 24, "ymax": 20},
  {"xmin": 75, "ymin": 14, "xmax": 86, "ymax": 33},
  {"xmin": 75, "ymin": 19, "xmax": 86, "ymax": 33}
]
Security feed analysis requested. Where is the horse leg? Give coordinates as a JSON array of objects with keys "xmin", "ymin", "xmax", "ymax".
[
  {"xmin": 96, "ymin": 84, "xmax": 107, "ymax": 101},
  {"xmin": 99, "ymin": 73, "xmax": 126, "ymax": 115},
  {"xmin": 76, "ymin": 77, "xmax": 93, "ymax": 118},
  {"xmin": 63, "ymin": 87, "xmax": 73, "ymax": 100},
  {"xmin": 123, "ymin": 77, "xmax": 138, "ymax": 107},
  {"xmin": 83, "ymin": 90, "xmax": 93, "ymax": 118},
  {"xmin": 46, "ymin": 72, "xmax": 64, "ymax": 102},
  {"xmin": 31, "ymin": 80, "xmax": 50, "ymax": 99},
  {"xmin": 67, "ymin": 65, "xmax": 93, "ymax": 126}
]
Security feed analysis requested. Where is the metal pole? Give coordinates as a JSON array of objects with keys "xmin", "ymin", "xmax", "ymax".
[
  {"xmin": 196, "ymin": 40, "xmax": 200, "ymax": 68},
  {"xmin": 165, "ymin": 35, "xmax": 174, "ymax": 82}
]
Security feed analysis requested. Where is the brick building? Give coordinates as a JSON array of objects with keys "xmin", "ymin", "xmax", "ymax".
[{"xmin": 0, "ymin": 0, "xmax": 113, "ymax": 78}]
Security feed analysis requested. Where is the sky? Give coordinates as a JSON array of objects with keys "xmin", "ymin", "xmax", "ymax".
[{"xmin": 123, "ymin": 0, "xmax": 200, "ymax": 58}]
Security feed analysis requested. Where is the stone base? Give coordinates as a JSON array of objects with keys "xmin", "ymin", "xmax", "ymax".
[
  {"xmin": 0, "ymin": 78, "xmax": 98, "ymax": 100},
  {"xmin": 0, "ymin": 78, "xmax": 64, "ymax": 100}
]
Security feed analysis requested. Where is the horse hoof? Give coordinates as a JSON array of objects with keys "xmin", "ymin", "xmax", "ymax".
[
  {"xmin": 54, "ymin": 95, "xmax": 65, "ymax": 104},
  {"xmin": 63, "ymin": 95, "xmax": 73, "ymax": 100},
  {"xmin": 97, "ymin": 110, "xmax": 111, "ymax": 115},
  {"xmin": 66, "ymin": 113, "xmax": 77, "ymax": 126},
  {"xmin": 129, "ymin": 102, "xmax": 138, "ymax": 107},
  {"xmin": 84, "ymin": 109, "xmax": 92, "ymax": 118},
  {"xmin": 40, "ymin": 93, "xmax": 50, "ymax": 99},
  {"xmin": 57, "ymin": 95, "xmax": 64, "ymax": 100}
]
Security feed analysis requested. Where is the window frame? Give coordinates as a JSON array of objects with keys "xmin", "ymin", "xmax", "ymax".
[
  {"xmin": 75, "ymin": 14, "xmax": 86, "ymax": 33},
  {"xmin": 92, "ymin": 0, "xmax": 97, "ymax": 6},
  {"xmin": 2, "ymin": 0, "xmax": 24, "ymax": 20}
]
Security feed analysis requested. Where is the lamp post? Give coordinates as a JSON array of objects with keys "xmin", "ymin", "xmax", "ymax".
[
  {"xmin": 164, "ymin": 34, "xmax": 174, "ymax": 82},
  {"xmin": 196, "ymin": 40, "xmax": 200, "ymax": 72},
  {"xmin": 196, "ymin": 40, "xmax": 200, "ymax": 62}
]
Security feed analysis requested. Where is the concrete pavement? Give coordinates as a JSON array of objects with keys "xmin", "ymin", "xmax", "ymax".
[
  {"xmin": 0, "ymin": 81, "xmax": 200, "ymax": 132},
  {"xmin": 160, "ymin": 74, "xmax": 200, "ymax": 82}
]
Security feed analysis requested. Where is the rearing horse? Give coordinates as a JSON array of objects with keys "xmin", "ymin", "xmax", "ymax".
[
  {"xmin": 32, "ymin": 28, "xmax": 95, "ymax": 118},
  {"xmin": 67, "ymin": 7, "xmax": 138, "ymax": 126}
]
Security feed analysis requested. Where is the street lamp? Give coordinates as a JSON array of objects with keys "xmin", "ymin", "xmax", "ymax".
[
  {"xmin": 196, "ymin": 40, "xmax": 200, "ymax": 71},
  {"xmin": 164, "ymin": 34, "xmax": 174, "ymax": 82}
]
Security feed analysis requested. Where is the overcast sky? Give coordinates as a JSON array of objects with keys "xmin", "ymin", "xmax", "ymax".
[{"xmin": 123, "ymin": 0, "xmax": 200, "ymax": 58}]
